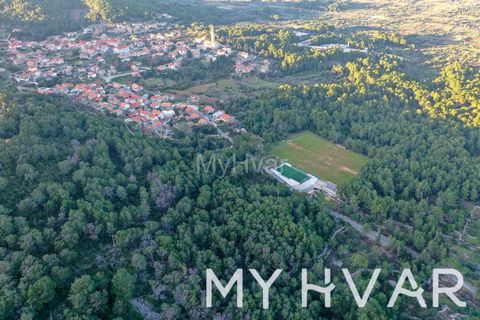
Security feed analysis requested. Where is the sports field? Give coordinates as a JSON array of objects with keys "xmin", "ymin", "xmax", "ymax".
[
  {"xmin": 271, "ymin": 132, "xmax": 368, "ymax": 185},
  {"xmin": 276, "ymin": 164, "xmax": 309, "ymax": 183}
]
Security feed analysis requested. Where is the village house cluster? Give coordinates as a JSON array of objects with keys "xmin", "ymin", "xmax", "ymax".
[
  {"xmin": 1, "ymin": 20, "xmax": 246, "ymax": 138},
  {"xmin": 192, "ymin": 27, "xmax": 269, "ymax": 75},
  {"xmin": 5, "ymin": 20, "xmax": 209, "ymax": 85},
  {"xmin": 38, "ymin": 81, "xmax": 237, "ymax": 137},
  {"xmin": 235, "ymin": 51, "xmax": 270, "ymax": 75}
]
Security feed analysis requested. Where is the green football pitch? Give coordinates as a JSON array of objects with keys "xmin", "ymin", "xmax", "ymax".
[
  {"xmin": 271, "ymin": 132, "xmax": 368, "ymax": 185},
  {"xmin": 276, "ymin": 164, "xmax": 309, "ymax": 183}
]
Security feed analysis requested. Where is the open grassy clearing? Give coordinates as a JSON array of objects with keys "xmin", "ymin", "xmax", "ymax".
[
  {"xmin": 218, "ymin": 79, "xmax": 239, "ymax": 91},
  {"xmin": 176, "ymin": 77, "xmax": 279, "ymax": 96},
  {"xmin": 114, "ymin": 75, "xmax": 135, "ymax": 85},
  {"xmin": 244, "ymin": 77, "xmax": 280, "ymax": 90},
  {"xmin": 177, "ymin": 82, "xmax": 216, "ymax": 95},
  {"xmin": 270, "ymin": 132, "xmax": 368, "ymax": 185},
  {"xmin": 142, "ymin": 77, "xmax": 176, "ymax": 89}
]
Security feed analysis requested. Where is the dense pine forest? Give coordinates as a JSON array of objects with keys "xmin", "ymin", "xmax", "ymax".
[
  {"xmin": 0, "ymin": 87, "xmax": 459, "ymax": 319},
  {"xmin": 0, "ymin": 76, "xmax": 477, "ymax": 319},
  {"xmin": 1, "ymin": 0, "xmax": 479, "ymax": 319},
  {"xmin": 0, "ymin": 93, "xmax": 351, "ymax": 319},
  {"xmin": 228, "ymin": 55, "xmax": 480, "ymax": 246}
]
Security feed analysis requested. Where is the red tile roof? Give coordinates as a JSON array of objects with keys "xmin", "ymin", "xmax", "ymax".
[
  {"xmin": 203, "ymin": 106, "xmax": 215, "ymax": 114},
  {"xmin": 219, "ymin": 114, "xmax": 233, "ymax": 122}
]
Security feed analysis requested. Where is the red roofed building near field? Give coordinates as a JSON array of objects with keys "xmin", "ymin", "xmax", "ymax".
[
  {"xmin": 150, "ymin": 120, "xmax": 164, "ymax": 131},
  {"xmin": 152, "ymin": 110, "xmax": 162, "ymax": 117},
  {"xmin": 185, "ymin": 107, "xmax": 196, "ymax": 115},
  {"xmin": 56, "ymin": 83, "xmax": 74, "ymax": 90},
  {"xmin": 197, "ymin": 118, "xmax": 208, "ymax": 125},
  {"xmin": 129, "ymin": 116, "xmax": 143, "ymax": 124},
  {"xmin": 203, "ymin": 106, "xmax": 215, "ymax": 114},
  {"xmin": 139, "ymin": 110, "xmax": 156, "ymax": 120},
  {"xmin": 219, "ymin": 113, "xmax": 234, "ymax": 123},
  {"xmin": 188, "ymin": 112, "xmax": 201, "ymax": 121},
  {"xmin": 161, "ymin": 102, "xmax": 173, "ymax": 108}
]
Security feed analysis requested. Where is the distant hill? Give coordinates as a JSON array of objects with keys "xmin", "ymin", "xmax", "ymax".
[
  {"xmin": 0, "ymin": 0, "xmax": 166, "ymax": 39},
  {"xmin": 0, "ymin": 0, "xmax": 325, "ymax": 40}
]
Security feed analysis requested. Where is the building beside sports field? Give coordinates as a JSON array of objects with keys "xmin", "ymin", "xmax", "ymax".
[
  {"xmin": 315, "ymin": 180, "xmax": 338, "ymax": 197},
  {"xmin": 271, "ymin": 162, "xmax": 337, "ymax": 197},
  {"xmin": 271, "ymin": 163, "xmax": 318, "ymax": 192}
]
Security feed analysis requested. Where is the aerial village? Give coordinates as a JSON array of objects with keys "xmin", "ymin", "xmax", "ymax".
[{"xmin": 1, "ymin": 18, "xmax": 270, "ymax": 138}]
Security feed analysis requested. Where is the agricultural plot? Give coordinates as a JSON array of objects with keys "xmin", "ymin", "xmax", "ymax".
[{"xmin": 271, "ymin": 132, "xmax": 368, "ymax": 185}]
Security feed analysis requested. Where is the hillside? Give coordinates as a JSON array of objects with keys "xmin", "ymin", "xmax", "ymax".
[
  {"xmin": 318, "ymin": 0, "xmax": 480, "ymax": 66},
  {"xmin": 0, "ymin": 1, "xmax": 479, "ymax": 319}
]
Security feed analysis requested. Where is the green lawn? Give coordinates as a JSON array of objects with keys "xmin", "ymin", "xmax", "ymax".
[
  {"xmin": 114, "ymin": 75, "xmax": 135, "ymax": 85},
  {"xmin": 245, "ymin": 77, "xmax": 279, "ymax": 90},
  {"xmin": 142, "ymin": 78, "xmax": 176, "ymax": 89},
  {"xmin": 270, "ymin": 132, "xmax": 368, "ymax": 185},
  {"xmin": 178, "ymin": 78, "xmax": 279, "ymax": 96},
  {"xmin": 217, "ymin": 79, "xmax": 239, "ymax": 90},
  {"xmin": 177, "ymin": 79, "xmax": 238, "ymax": 95}
]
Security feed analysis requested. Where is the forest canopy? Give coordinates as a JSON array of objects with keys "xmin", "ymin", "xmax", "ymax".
[{"xmin": 0, "ymin": 93, "xmax": 358, "ymax": 319}]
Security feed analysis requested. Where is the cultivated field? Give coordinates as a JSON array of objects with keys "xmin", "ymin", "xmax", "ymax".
[{"xmin": 271, "ymin": 132, "xmax": 368, "ymax": 185}]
